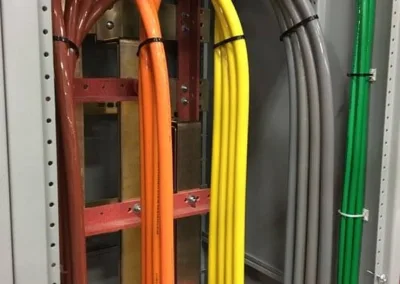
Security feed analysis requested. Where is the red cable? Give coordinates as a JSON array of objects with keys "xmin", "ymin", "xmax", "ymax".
[{"xmin": 52, "ymin": 1, "xmax": 117, "ymax": 283}]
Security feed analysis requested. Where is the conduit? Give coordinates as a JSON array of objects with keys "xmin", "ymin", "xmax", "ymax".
[
  {"xmin": 52, "ymin": 1, "xmax": 117, "ymax": 283},
  {"xmin": 270, "ymin": 1, "xmax": 334, "ymax": 283},
  {"xmin": 208, "ymin": 0, "xmax": 249, "ymax": 283},
  {"xmin": 135, "ymin": 0, "xmax": 175, "ymax": 283}
]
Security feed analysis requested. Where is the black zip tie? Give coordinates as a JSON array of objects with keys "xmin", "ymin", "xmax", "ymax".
[
  {"xmin": 280, "ymin": 15, "xmax": 319, "ymax": 41},
  {"xmin": 347, "ymin": 73, "xmax": 373, "ymax": 77},
  {"xmin": 53, "ymin": 35, "xmax": 79, "ymax": 57},
  {"xmin": 136, "ymin": 37, "xmax": 164, "ymax": 56},
  {"xmin": 214, "ymin": 35, "xmax": 245, "ymax": 49}
]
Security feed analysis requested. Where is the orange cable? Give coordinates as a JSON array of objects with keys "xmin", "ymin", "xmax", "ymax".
[
  {"xmin": 148, "ymin": 2, "xmax": 162, "ymax": 284},
  {"xmin": 140, "ymin": 1, "xmax": 161, "ymax": 284},
  {"xmin": 139, "ymin": 32, "xmax": 159, "ymax": 283},
  {"xmin": 139, "ymin": 0, "xmax": 162, "ymax": 282},
  {"xmin": 135, "ymin": 0, "xmax": 175, "ymax": 283},
  {"xmin": 138, "ymin": 74, "xmax": 149, "ymax": 284}
]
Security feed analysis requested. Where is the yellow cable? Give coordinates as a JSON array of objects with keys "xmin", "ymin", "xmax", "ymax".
[
  {"xmin": 215, "ymin": 9, "xmax": 237, "ymax": 284},
  {"xmin": 217, "ymin": 29, "xmax": 230, "ymax": 284},
  {"xmin": 220, "ymin": 2, "xmax": 249, "ymax": 283},
  {"xmin": 212, "ymin": 1, "xmax": 250, "ymax": 283},
  {"xmin": 208, "ymin": 18, "xmax": 222, "ymax": 284},
  {"xmin": 209, "ymin": 1, "xmax": 248, "ymax": 283}
]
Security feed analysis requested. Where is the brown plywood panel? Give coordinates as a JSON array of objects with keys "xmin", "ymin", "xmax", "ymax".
[
  {"xmin": 120, "ymin": 39, "xmax": 141, "ymax": 284},
  {"xmin": 175, "ymin": 122, "xmax": 202, "ymax": 283}
]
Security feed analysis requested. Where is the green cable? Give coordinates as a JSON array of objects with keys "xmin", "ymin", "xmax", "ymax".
[
  {"xmin": 337, "ymin": 0, "xmax": 362, "ymax": 281},
  {"xmin": 339, "ymin": 0, "xmax": 375, "ymax": 282},
  {"xmin": 343, "ymin": 0, "xmax": 370, "ymax": 282},
  {"xmin": 350, "ymin": 0, "xmax": 375, "ymax": 283}
]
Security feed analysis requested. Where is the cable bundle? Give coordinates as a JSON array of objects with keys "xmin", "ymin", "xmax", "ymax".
[
  {"xmin": 270, "ymin": 1, "xmax": 334, "ymax": 284},
  {"xmin": 134, "ymin": 0, "xmax": 175, "ymax": 283},
  {"xmin": 52, "ymin": 1, "xmax": 118, "ymax": 283},
  {"xmin": 338, "ymin": 0, "xmax": 376, "ymax": 283},
  {"xmin": 208, "ymin": 0, "xmax": 249, "ymax": 283}
]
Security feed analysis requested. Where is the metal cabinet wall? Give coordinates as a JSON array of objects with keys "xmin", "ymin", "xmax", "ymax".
[{"xmin": 234, "ymin": 0, "xmax": 393, "ymax": 283}]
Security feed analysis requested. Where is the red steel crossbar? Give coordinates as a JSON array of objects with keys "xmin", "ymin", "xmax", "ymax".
[
  {"xmin": 85, "ymin": 188, "xmax": 210, "ymax": 236},
  {"xmin": 74, "ymin": 78, "xmax": 138, "ymax": 102}
]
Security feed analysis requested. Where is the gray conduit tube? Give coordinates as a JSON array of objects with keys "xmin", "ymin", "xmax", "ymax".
[
  {"xmin": 293, "ymin": 1, "xmax": 335, "ymax": 283},
  {"xmin": 279, "ymin": 1, "xmax": 321, "ymax": 283},
  {"xmin": 269, "ymin": 2, "xmax": 300, "ymax": 284}
]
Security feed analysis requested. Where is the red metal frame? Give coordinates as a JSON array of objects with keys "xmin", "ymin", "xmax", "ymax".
[
  {"xmin": 85, "ymin": 188, "xmax": 210, "ymax": 236},
  {"xmin": 74, "ymin": 78, "xmax": 138, "ymax": 102},
  {"xmin": 72, "ymin": 77, "xmax": 210, "ymax": 238},
  {"xmin": 176, "ymin": 0, "xmax": 201, "ymax": 121}
]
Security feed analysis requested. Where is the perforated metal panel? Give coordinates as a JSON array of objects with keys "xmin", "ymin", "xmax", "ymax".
[
  {"xmin": 374, "ymin": 0, "xmax": 400, "ymax": 282},
  {"xmin": 1, "ymin": 0, "xmax": 60, "ymax": 283}
]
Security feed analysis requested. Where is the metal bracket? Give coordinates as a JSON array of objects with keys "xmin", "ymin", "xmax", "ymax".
[
  {"xmin": 363, "ymin": 208, "xmax": 370, "ymax": 222},
  {"xmin": 369, "ymin": 68, "xmax": 377, "ymax": 82},
  {"xmin": 367, "ymin": 270, "xmax": 387, "ymax": 283}
]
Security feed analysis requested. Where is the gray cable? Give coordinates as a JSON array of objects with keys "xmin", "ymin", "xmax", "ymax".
[
  {"xmin": 269, "ymin": 2, "xmax": 299, "ymax": 284},
  {"xmin": 293, "ymin": 1, "xmax": 335, "ymax": 283},
  {"xmin": 280, "ymin": 1, "xmax": 321, "ymax": 283}
]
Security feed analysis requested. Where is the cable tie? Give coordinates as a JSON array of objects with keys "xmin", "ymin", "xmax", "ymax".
[
  {"xmin": 214, "ymin": 35, "xmax": 245, "ymax": 49},
  {"xmin": 338, "ymin": 209, "xmax": 369, "ymax": 221},
  {"xmin": 136, "ymin": 37, "xmax": 164, "ymax": 56},
  {"xmin": 280, "ymin": 15, "xmax": 319, "ymax": 41},
  {"xmin": 347, "ymin": 73, "xmax": 373, "ymax": 77},
  {"xmin": 53, "ymin": 35, "xmax": 79, "ymax": 57}
]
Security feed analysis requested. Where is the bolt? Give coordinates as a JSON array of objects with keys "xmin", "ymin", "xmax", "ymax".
[
  {"xmin": 182, "ymin": 25, "xmax": 190, "ymax": 32},
  {"xmin": 181, "ymin": 12, "xmax": 190, "ymax": 18},
  {"xmin": 181, "ymin": 97, "xmax": 189, "ymax": 105},
  {"xmin": 132, "ymin": 203, "xmax": 141, "ymax": 213},
  {"xmin": 106, "ymin": 21, "xmax": 114, "ymax": 30},
  {"xmin": 181, "ymin": 85, "xmax": 188, "ymax": 92},
  {"xmin": 186, "ymin": 195, "xmax": 199, "ymax": 206}
]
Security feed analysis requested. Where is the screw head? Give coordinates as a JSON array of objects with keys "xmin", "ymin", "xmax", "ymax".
[
  {"xmin": 182, "ymin": 25, "xmax": 190, "ymax": 32},
  {"xmin": 106, "ymin": 21, "xmax": 114, "ymax": 30},
  {"xmin": 378, "ymin": 274, "xmax": 387, "ymax": 283},
  {"xmin": 181, "ymin": 97, "xmax": 189, "ymax": 105},
  {"xmin": 181, "ymin": 85, "xmax": 188, "ymax": 92},
  {"xmin": 186, "ymin": 195, "xmax": 198, "ymax": 205},
  {"xmin": 132, "ymin": 203, "xmax": 141, "ymax": 213}
]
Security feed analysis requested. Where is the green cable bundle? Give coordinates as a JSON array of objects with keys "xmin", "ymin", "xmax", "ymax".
[{"xmin": 338, "ymin": 0, "xmax": 375, "ymax": 283}]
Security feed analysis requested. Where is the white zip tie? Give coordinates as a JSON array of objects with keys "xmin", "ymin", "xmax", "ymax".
[{"xmin": 338, "ymin": 209, "xmax": 369, "ymax": 222}]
